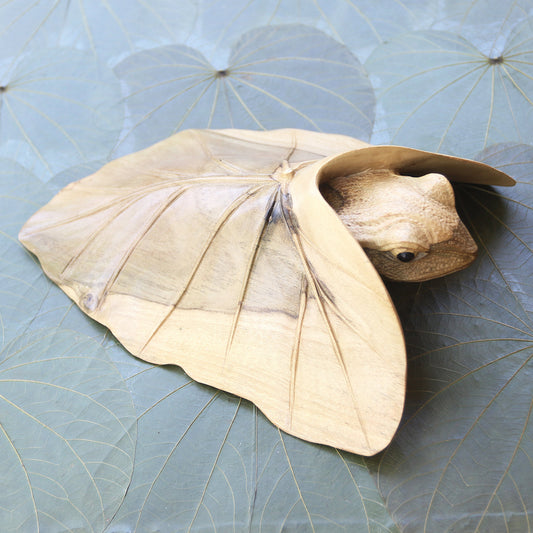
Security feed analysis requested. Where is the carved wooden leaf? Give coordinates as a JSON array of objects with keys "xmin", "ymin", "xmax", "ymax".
[{"xmin": 18, "ymin": 128, "xmax": 512, "ymax": 455}]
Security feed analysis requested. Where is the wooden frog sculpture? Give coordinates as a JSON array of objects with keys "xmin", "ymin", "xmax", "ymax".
[{"xmin": 19, "ymin": 129, "xmax": 514, "ymax": 455}]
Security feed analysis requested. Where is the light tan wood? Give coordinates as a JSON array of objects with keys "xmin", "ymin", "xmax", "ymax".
[
  {"xmin": 18, "ymin": 129, "xmax": 514, "ymax": 455},
  {"xmin": 322, "ymin": 170, "xmax": 478, "ymax": 281}
]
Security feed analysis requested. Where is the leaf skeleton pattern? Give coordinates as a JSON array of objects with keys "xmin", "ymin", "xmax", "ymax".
[
  {"xmin": 279, "ymin": 188, "xmax": 371, "ymax": 447},
  {"xmin": 39, "ymin": 176, "xmax": 272, "ymax": 308},
  {"xmin": 20, "ymin": 129, "xmax": 422, "ymax": 455},
  {"xmin": 222, "ymin": 187, "xmax": 280, "ymax": 364},
  {"xmin": 27, "ymin": 161, "xmax": 365, "ymax": 436},
  {"xmin": 139, "ymin": 182, "xmax": 274, "ymax": 353},
  {"xmin": 290, "ymin": 275, "xmax": 308, "ymax": 426}
]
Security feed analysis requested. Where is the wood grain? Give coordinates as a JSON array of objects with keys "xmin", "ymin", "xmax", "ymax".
[{"xmin": 19, "ymin": 128, "xmax": 514, "ymax": 455}]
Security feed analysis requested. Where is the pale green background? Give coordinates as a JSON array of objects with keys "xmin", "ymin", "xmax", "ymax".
[{"xmin": 0, "ymin": 1, "xmax": 532, "ymax": 532}]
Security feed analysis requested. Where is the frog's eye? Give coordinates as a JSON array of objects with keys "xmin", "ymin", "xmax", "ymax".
[{"xmin": 396, "ymin": 251, "xmax": 415, "ymax": 262}]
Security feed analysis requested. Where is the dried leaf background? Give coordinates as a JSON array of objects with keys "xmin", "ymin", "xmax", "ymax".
[{"xmin": 0, "ymin": 1, "xmax": 531, "ymax": 532}]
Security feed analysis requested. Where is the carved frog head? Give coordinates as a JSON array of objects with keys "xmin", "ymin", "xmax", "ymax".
[{"xmin": 321, "ymin": 169, "xmax": 477, "ymax": 281}]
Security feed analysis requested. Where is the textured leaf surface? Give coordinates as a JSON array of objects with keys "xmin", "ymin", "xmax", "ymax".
[
  {"xmin": 113, "ymin": 25, "xmax": 374, "ymax": 155},
  {"xmin": 474, "ymin": 143, "xmax": 533, "ymax": 319},
  {"xmin": 381, "ymin": 274, "xmax": 532, "ymax": 533},
  {"xmin": 366, "ymin": 21, "xmax": 533, "ymax": 157},
  {"xmin": 0, "ymin": 48, "xmax": 122, "ymax": 180},
  {"xmin": 0, "ymin": 0, "xmax": 197, "ymax": 65},
  {"xmin": 432, "ymin": 0, "xmax": 533, "ymax": 55},
  {"xmin": 191, "ymin": 0, "xmax": 434, "ymax": 62},
  {"xmin": 19, "ymin": 129, "xmax": 405, "ymax": 456},
  {"xmin": 108, "ymin": 365, "xmax": 399, "ymax": 532},
  {"xmin": 0, "ymin": 161, "xmax": 49, "ymax": 343},
  {"xmin": 380, "ymin": 145, "xmax": 533, "ymax": 532},
  {"xmin": 0, "ymin": 329, "xmax": 136, "ymax": 532},
  {"xmin": 1, "ymin": 1, "xmax": 532, "ymax": 531},
  {"xmin": 1, "ymin": 160, "xmax": 137, "ymax": 532}
]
